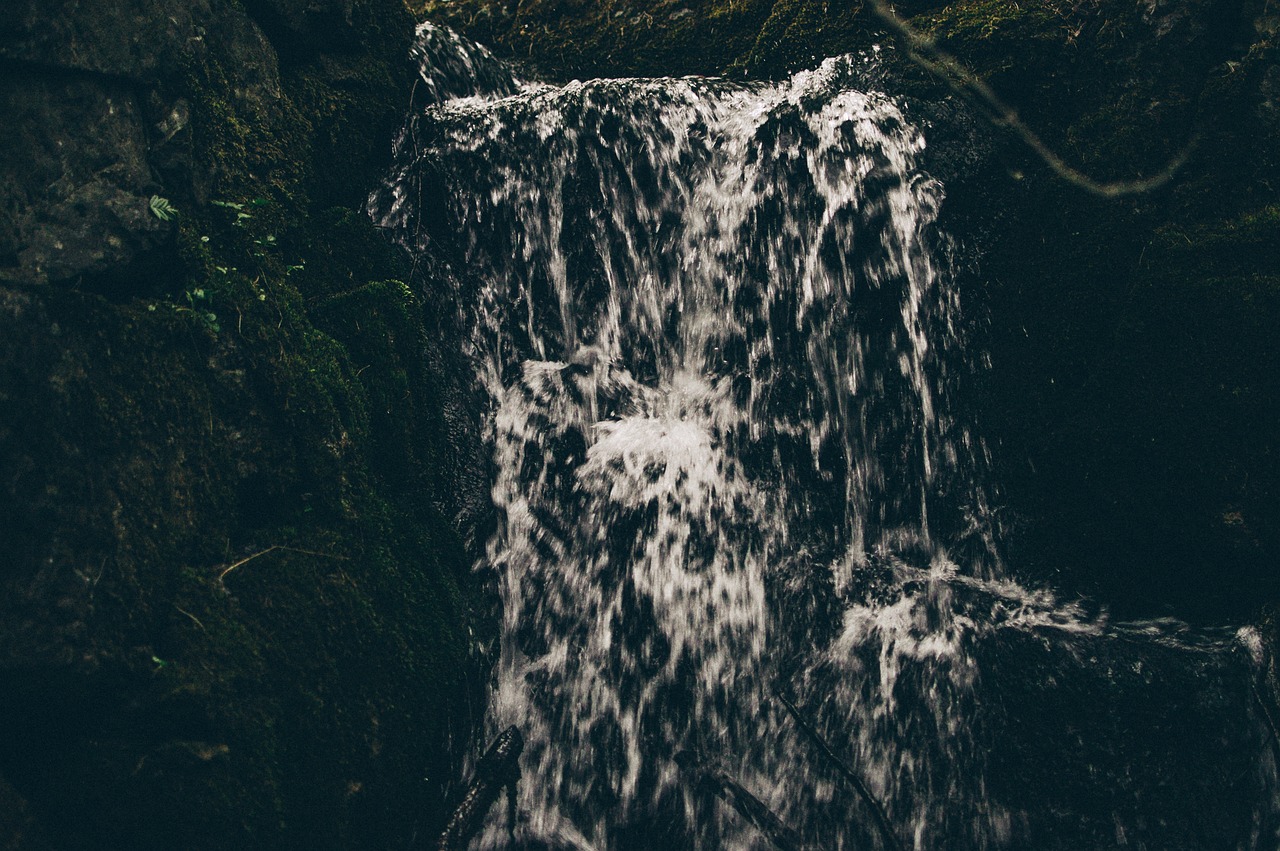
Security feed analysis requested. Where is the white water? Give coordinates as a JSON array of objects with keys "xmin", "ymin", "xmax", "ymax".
[{"xmin": 373, "ymin": 24, "xmax": 1278, "ymax": 851}]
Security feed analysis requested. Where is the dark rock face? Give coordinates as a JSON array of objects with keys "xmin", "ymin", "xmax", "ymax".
[
  {"xmin": 903, "ymin": 0, "xmax": 1280, "ymax": 624},
  {"xmin": 0, "ymin": 1, "xmax": 491, "ymax": 849},
  {"xmin": 0, "ymin": 74, "xmax": 172, "ymax": 287},
  {"xmin": 0, "ymin": 0, "xmax": 283, "ymax": 289},
  {"xmin": 1, "ymin": 0, "xmax": 1276, "ymax": 844}
]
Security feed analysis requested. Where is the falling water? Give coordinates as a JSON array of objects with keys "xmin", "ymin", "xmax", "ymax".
[{"xmin": 373, "ymin": 24, "xmax": 1279, "ymax": 851}]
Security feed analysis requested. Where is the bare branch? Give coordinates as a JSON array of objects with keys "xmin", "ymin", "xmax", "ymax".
[
  {"xmin": 1250, "ymin": 678, "xmax": 1280, "ymax": 768},
  {"xmin": 867, "ymin": 0, "xmax": 1199, "ymax": 197},
  {"xmin": 174, "ymin": 604, "xmax": 207, "ymax": 631},
  {"xmin": 678, "ymin": 750, "xmax": 815, "ymax": 851},
  {"xmin": 216, "ymin": 545, "xmax": 349, "ymax": 583},
  {"xmin": 775, "ymin": 687, "xmax": 904, "ymax": 851}
]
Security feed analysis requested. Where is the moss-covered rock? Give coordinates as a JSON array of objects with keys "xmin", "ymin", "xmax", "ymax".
[
  {"xmin": 0, "ymin": 0, "xmax": 491, "ymax": 848},
  {"xmin": 417, "ymin": 0, "xmax": 775, "ymax": 79}
]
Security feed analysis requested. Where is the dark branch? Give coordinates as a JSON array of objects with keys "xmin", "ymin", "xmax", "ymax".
[
  {"xmin": 436, "ymin": 726, "xmax": 524, "ymax": 851},
  {"xmin": 677, "ymin": 750, "xmax": 817, "ymax": 851},
  {"xmin": 774, "ymin": 688, "xmax": 904, "ymax": 851},
  {"xmin": 1250, "ymin": 678, "xmax": 1280, "ymax": 769}
]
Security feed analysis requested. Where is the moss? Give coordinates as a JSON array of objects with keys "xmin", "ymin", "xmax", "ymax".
[
  {"xmin": 418, "ymin": 0, "xmax": 788, "ymax": 79},
  {"xmin": 0, "ymin": 0, "xmax": 490, "ymax": 847},
  {"xmin": 735, "ymin": 0, "xmax": 873, "ymax": 76},
  {"xmin": 1, "ymin": 213, "xmax": 484, "ymax": 846},
  {"xmin": 178, "ymin": 52, "xmax": 308, "ymax": 215},
  {"xmin": 914, "ymin": 0, "xmax": 1061, "ymax": 44}
]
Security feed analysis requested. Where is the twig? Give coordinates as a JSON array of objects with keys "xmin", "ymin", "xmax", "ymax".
[
  {"xmin": 867, "ymin": 0, "xmax": 1199, "ymax": 198},
  {"xmin": 174, "ymin": 604, "xmax": 207, "ymax": 632},
  {"xmin": 693, "ymin": 764, "xmax": 813, "ymax": 851},
  {"xmin": 1250, "ymin": 677, "xmax": 1280, "ymax": 768},
  {"xmin": 216, "ymin": 545, "xmax": 349, "ymax": 582},
  {"xmin": 774, "ymin": 687, "xmax": 904, "ymax": 851}
]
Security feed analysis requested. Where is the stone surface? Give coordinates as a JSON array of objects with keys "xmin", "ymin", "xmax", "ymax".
[
  {"xmin": 0, "ymin": 0, "xmax": 287, "ymax": 289},
  {"xmin": 0, "ymin": 76, "xmax": 170, "ymax": 286},
  {"xmin": 0, "ymin": 0, "xmax": 492, "ymax": 848}
]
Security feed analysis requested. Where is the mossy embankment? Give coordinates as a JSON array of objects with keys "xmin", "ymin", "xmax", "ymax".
[
  {"xmin": 1, "ymin": 1, "xmax": 491, "ymax": 848},
  {"xmin": 423, "ymin": 0, "xmax": 1280, "ymax": 623}
]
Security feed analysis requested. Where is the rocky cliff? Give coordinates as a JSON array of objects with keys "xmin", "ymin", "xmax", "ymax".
[{"xmin": 0, "ymin": 1, "xmax": 491, "ymax": 848}]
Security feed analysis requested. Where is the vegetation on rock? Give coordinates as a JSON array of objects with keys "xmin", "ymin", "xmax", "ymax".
[{"xmin": 0, "ymin": 1, "xmax": 491, "ymax": 848}]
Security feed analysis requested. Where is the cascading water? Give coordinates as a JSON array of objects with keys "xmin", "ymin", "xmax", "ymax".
[{"xmin": 374, "ymin": 24, "xmax": 1280, "ymax": 850}]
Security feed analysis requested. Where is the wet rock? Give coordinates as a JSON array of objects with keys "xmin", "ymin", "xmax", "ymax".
[
  {"xmin": 0, "ymin": 75, "xmax": 170, "ymax": 287},
  {"xmin": 0, "ymin": 1, "xmax": 489, "ymax": 849},
  {"xmin": 1, "ymin": 0, "xmax": 199, "ymax": 79},
  {"xmin": 0, "ymin": 0, "xmax": 285, "ymax": 290},
  {"xmin": 243, "ymin": 0, "xmax": 361, "ymax": 56}
]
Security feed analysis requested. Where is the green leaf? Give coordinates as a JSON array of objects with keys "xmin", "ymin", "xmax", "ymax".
[{"xmin": 149, "ymin": 195, "xmax": 178, "ymax": 221}]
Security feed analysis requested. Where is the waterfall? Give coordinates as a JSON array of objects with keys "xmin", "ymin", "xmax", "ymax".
[{"xmin": 373, "ymin": 24, "xmax": 1279, "ymax": 851}]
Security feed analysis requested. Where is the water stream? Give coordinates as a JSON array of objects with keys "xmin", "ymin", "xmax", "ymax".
[{"xmin": 373, "ymin": 24, "xmax": 1279, "ymax": 850}]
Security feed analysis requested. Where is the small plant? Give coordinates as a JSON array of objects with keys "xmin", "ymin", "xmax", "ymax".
[
  {"xmin": 252, "ymin": 234, "xmax": 280, "ymax": 263},
  {"xmin": 212, "ymin": 199, "xmax": 254, "ymax": 227},
  {"xmin": 213, "ymin": 197, "xmax": 270, "ymax": 227},
  {"xmin": 149, "ymin": 195, "xmax": 179, "ymax": 221},
  {"xmin": 178, "ymin": 287, "xmax": 220, "ymax": 333},
  {"xmin": 206, "ymin": 195, "xmax": 295, "ymax": 290}
]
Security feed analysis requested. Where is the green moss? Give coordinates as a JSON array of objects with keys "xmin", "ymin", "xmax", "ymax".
[
  {"xmin": 733, "ymin": 0, "xmax": 870, "ymax": 76},
  {"xmin": 1, "ymin": 214, "xmax": 484, "ymax": 844},
  {"xmin": 1150, "ymin": 204, "xmax": 1280, "ymax": 271},
  {"xmin": 0, "ymin": 1, "xmax": 489, "ymax": 847},
  {"xmin": 915, "ymin": 0, "xmax": 1061, "ymax": 45},
  {"xmin": 418, "ymin": 0, "xmax": 790, "ymax": 79}
]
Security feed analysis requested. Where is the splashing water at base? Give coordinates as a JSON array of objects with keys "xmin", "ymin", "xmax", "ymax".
[{"xmin": 373, "ymin": 24, "xmax": 1280, "ymax": 851}]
